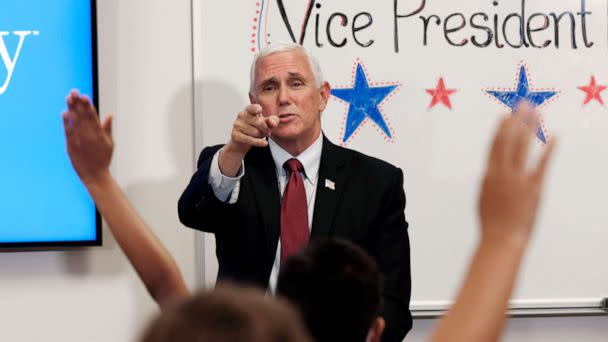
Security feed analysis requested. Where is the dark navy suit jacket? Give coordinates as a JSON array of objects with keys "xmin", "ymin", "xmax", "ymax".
[{"xmin": 178, "ymin": 136, "xmax": 412, "ymax": 341}]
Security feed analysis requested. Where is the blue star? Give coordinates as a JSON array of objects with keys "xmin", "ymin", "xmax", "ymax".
[
  {"xmin": 486, "ymin": 65, "xmax": 557, "ymax": 144},
  {"xmin": 331, "ymin": 64, "xmax": 398, "ymax": 143}
]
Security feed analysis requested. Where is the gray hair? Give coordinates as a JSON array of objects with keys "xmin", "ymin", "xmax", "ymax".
[{"xmin": 249, "ymin": 41, "xmax": 324, "ymax": 94}]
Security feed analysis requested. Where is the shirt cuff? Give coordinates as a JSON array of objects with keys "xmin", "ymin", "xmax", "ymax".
[{"xmin": 208, "ymin": 148, "xmax": 244, "ymax": 203}]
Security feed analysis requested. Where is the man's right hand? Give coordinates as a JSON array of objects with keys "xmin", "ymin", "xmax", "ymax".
[{"xmin": 219, "ymin": 104, "xmax": 279, "ymax": 177}]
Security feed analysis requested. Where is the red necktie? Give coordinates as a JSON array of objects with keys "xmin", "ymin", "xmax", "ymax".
[{"xmin": 280, "ymin": 158, "xmax": 309, "ymax": 263}]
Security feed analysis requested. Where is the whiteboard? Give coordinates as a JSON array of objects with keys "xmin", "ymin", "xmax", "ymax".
[{"xmin": 193, "ymin": 0, "xmax": 608, "ymax": 315}]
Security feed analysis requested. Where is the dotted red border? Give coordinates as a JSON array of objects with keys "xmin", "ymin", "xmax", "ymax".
[{"xmin": 250, "ymin": 2, "xmax": 262, "ymax": 53}]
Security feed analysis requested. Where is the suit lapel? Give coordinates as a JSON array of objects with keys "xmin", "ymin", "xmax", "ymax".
[
  {"xmin": 246, "ymin": 147, "xmax": 281, "ymax": 260},
  {"xmin": 311, "ymin": 136, "xmax": 350, "ymax": 238}
]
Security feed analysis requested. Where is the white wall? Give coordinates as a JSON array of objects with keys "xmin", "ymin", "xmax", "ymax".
[{"xmin": 0, "ymin": 1, "xmax": 197, "ymax": 341}]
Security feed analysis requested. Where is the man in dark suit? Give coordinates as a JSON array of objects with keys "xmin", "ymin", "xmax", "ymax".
[{"xmin": 178, "ymin": 41, "xmax": 411, "ymax": 341}]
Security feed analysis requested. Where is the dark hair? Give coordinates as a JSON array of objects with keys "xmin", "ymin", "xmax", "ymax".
[
  {"xmin": 277, "ymin": 238, "xmax": 382, "ymax": 342},
  {"xmin": 140, "ymin": 284, "xmax": 311, "ymax": 342}
]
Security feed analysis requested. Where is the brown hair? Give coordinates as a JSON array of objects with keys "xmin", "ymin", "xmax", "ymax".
[
  {"xmin": 140, "ymin": 284, "xmax": 311, "ymax": 342},
  {"xmin": 277, "ymin": 238, "xmax": 382, "ymax": 342}
]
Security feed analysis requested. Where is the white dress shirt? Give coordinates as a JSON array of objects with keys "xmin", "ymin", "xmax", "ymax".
[{"xmin": 208, "ymin": 134, "xmax": 323, "ymax": 292}]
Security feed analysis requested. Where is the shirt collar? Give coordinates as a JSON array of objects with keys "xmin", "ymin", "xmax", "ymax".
[{"xmin": 268, "ymin": 133, "xmax": 323, "ymax": 185}]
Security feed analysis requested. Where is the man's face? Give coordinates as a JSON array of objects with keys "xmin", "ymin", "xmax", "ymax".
[{"xmin": 250, "ymin": 50, "xmax": 330, "ymax": 150}]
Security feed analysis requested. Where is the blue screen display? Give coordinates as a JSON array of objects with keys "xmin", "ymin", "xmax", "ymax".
[{"xmin": 0, "ymin": 1, "xmax": 98, "ymax": 245}]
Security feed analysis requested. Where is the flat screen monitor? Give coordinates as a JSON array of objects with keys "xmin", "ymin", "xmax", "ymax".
[{"xmin": 0, "ymin": 0, "xmax": 100, "ymax": 247}]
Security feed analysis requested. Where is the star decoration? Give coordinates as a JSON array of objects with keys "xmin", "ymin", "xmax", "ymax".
[
  {"xmin": 485, "ymin": 64, "xmax": 558, "ymax": 144},
  {"xmin": 426, "ymin": 77, "xmax": 457, "ymax": 109},
  {"xmin": 578, "ymin": 76, "xmax": 606, "ymax": 106},
  {"xmin": 331, "ymin": 63, "xmax": 399, "ymax": 143}
]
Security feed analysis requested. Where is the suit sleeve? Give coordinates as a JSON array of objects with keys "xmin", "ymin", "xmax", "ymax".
[
  {"xmin": 375, "ymin": 168, "xmax": 412, "ymax": 342},
  {"xmin": 178, "ymin": 144, "xmax": 230, "ymax": 233}
]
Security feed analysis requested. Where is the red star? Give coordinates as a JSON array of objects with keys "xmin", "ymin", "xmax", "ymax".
[
  {"xmin": 426, "ymin": 77, "xmax": 457, "ymax": 109},
  {"xmin": 578, "ymin": 76, "xmax": 606, "ymax": 105}
]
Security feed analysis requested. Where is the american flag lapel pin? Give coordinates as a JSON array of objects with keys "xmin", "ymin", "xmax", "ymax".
[{"xmin": 325, "ymin": 179, "xmax": 335, "ymax": 190}]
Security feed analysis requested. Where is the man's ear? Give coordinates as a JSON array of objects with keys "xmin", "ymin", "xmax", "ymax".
[
  {"xmin": 318, "ymin": 81, "xmax": 331, "ymax": 112},
  {"xmin": 365, "ymin": 317, "xmax": 385, "ymax": 342}
]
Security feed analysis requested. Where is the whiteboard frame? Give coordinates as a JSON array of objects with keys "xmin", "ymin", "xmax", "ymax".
[
  {"xmin": 192, "ymin": 0, "xmax": 209, "ymax": 288},
  {"xmin": 413, "ymin": 298, "xmax": 608, "ymax": 318}
]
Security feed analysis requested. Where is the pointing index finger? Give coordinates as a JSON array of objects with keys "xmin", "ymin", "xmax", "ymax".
[{"xmin": 246, "ymin": 104, "xmax": 263, "ymax": 116}]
